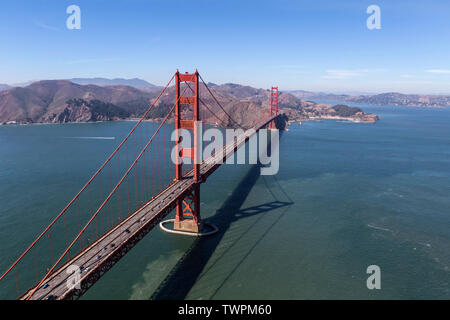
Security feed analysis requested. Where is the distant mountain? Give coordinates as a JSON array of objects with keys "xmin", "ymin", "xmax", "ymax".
[
  {"xmin": 212, "ymin": 83, "xmax": 267, "ymax": 100},
  {"xmin": 11, "ymin": 81, "xmax": 38, "ymax": 87},
  {"xmin": 347, "ymin": 92, "xmax": 450, "ymax": 108},
  {"xmin": 290, "ymin": 90, "xmax": 450, "ymax": 108},
  {"xmin": 0, "ymin": 84, "xmax": 11, "ymax": 92},
  {"xmin": 67, "ymin": 78, "xmax": 159, "ymax": 90},
  {"xmin": 288, "ymin": 90, "xmax": 318, "ymax": 99},
  {"xmin": 4, "ymin": 79, "xmax": 157, "ymax": 91}
]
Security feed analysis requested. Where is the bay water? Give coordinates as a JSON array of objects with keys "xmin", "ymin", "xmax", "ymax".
[{"xmin": 0, "ymin": 104, "xmax": 449, "ymax": 299}]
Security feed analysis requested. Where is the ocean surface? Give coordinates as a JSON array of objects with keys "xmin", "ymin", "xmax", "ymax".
[{"xmin": 0, "ymin": 104, "xmax": 449, "ymax": 299}]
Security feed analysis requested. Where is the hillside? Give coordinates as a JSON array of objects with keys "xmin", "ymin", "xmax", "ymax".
[
  {"xmin": 67, "ymin": 77, "xmax": 159, "ymax": 91},
  {"xmin": 0, "ymin": 80, "xmax": 379, "ymax": 126},
  {"xmin": 0, "ymin": 84, "xmax": 11, "ymax": 92},
  {"xmin": 290, "ymin": 90, "xmax": 450, "ymax": 108},
  {"xmin": 349, "ymin": 92, "xmax": 450, "ymax": 108},
  {"xmin": 0, "ymin": 81, "xmax": 155, "ymax": 124}
]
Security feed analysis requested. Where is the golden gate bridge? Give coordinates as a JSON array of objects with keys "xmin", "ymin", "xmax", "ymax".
[{"xmin": 0, "ymin": 70, "xmax": 280, "ymax": 300}]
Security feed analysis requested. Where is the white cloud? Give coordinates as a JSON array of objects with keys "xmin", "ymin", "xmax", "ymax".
[
  {"xmin": 279, "ymin": 65, "xmax": 304, "ymax": 69},
  {"xmin": 321, "ymin": 69, "xmax": 388, "ymax": 79},
  {"xmin": 426, "ymin": 69, "xmax": 450, "ymax": 74},
  {"xmin": 34, "ymin": 21, "xmax": 59, "ymax": 31},
  {"xmin": 67, "ymin": 58, "xmax": 120, "ymax": 65},
  {"xmin": 277, "ymin": 65, "xmax": 306, "ymax": 74},
  {"xmin": 321, "ymin": 69, "xmax": 370, "ymax": 79}
]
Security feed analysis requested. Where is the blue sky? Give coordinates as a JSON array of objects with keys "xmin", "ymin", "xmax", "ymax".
[{"xmin": 1, "ymin": 0, "xmax": 450, "ymax": 94}]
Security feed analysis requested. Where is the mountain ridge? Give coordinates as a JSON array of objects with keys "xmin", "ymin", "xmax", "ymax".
[
  {"xmin": 67, "ymin": 77, "xmax": 159, "ymax": 89},
  {"xmin": 3, "ymin": 78, "xmax": 448, "ymax": 108},
  {"xmin": 0, "ymin": 84, "xmax": 11, "ymax": 91},
  {"xmin": 290, "ymin": 90, "xmax": 450, "ymax": 108},
  {"xmin": 0, "ymin": 80, "xmax": 379, "ymax": 126}
]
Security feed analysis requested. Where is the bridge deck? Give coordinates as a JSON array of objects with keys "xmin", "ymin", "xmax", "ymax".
[{"xmin": 22, "ymin": 116, "xmax": 276, "ymax": 300}]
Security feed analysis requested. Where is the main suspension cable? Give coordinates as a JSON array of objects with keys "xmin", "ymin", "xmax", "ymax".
[
  {"xmin": 185, "ymin": 80, "xmax": 247, "ymax": 130},
  {"xmin": 198, "ymin": 74, "xmax": 245, "ymax": 129}
]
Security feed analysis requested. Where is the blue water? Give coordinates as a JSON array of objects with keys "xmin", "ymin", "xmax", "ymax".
[{"xmin": 0, "ymin": 105, "xmax": 449, "ymax": 299}]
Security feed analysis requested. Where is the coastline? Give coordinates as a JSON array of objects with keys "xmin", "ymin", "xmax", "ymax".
[{"xmin": 0, "ymin": 114, "xmax": 377, "ymax": 127}]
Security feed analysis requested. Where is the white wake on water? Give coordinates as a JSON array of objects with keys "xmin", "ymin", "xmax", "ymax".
[
  {"xmin": 367, "ymin": 224, "xmax": 393, "ymax": 233},
  {"xmin": 67, "ymin": 136, "xmax": 116, "ymax": 140}
]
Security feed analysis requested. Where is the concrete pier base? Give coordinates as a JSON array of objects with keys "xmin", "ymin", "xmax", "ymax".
[
  {"xmin": 159, "ymin": 219, "xmax": 218, "ymax": 237},
  {"xmin": 173, "ymin": 219, "xmax": 203, "ymax": 233}
]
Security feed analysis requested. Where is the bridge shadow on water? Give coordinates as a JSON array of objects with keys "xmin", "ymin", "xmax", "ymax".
[{"xmin": 150, "ymin": 161, "xmax": 294, "ymax": 300}]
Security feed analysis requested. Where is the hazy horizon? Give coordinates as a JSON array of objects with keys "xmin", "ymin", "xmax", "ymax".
[{"xmin": 2, "ymin": 76, "xmax": 450, "ymax": 97}]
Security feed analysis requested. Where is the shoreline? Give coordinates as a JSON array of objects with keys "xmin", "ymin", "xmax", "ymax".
[{"xmin": 0, "ymin": 115, "xmax": 377, "ymax": 127}]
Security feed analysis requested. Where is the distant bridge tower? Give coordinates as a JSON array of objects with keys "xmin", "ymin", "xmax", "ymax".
[
  {"xmin": 269, "ymin": 86, "xmax": 278, "ymax": 129},
  {"xmin": 173, "ymin": 70, "xmax": 202, "ymax": 233}
]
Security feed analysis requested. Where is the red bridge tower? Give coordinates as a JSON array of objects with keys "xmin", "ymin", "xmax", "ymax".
[
  {"xmin": 173, "ymin": 70, "xmax": 202, "ymax": 233},
  {"xmin": 269, "ymin": 86, "xmax": 278, "ymax": 129}
]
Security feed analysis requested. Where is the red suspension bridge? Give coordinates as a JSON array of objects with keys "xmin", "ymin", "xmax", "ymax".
[{"xmin": 0, "ymin": 71, "xmax": 280, "ymax": 300}]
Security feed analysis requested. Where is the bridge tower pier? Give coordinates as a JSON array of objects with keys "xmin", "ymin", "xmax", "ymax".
[
  {"xmin": 269, "ymin": 86, "xmax": 278, "ymax": 130},
  {"xmin": 173, "ymin": 70, "xmax": 202, "ymax": 233}
]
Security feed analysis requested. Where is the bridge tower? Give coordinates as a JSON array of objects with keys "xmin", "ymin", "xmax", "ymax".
[
  {"xmin": 269, "ymin": 86, "xmax": 278, "ymax": 129},
  {"xmin": 173, "ymin": 70, "xmax": 202, "ymax": 233}
]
